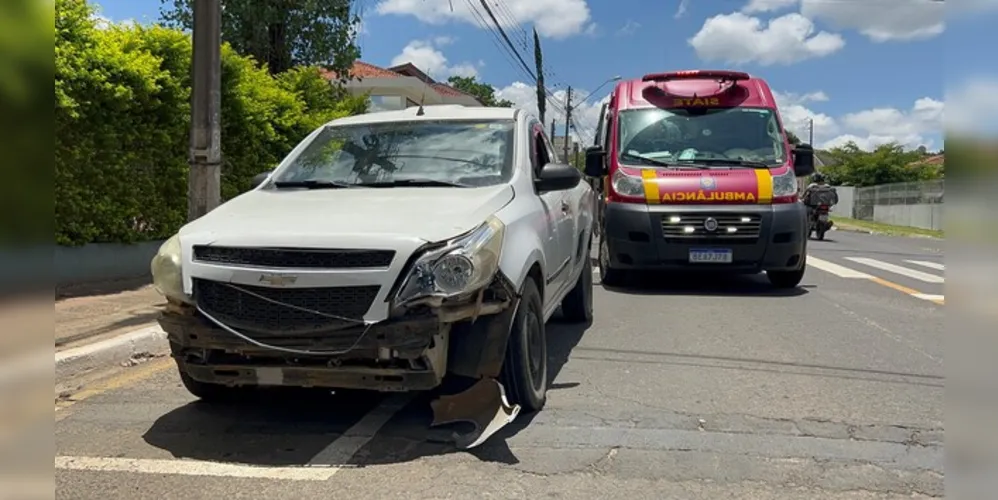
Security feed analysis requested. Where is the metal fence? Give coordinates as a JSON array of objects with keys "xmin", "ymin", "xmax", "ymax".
[{"xmin": 852, "ymin": 180, "xmax": 944, "ymax": 231}]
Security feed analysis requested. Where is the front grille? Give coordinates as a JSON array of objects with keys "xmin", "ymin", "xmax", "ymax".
[
  {"xmin": 192, "ymin": 246, "xmax": 395, "ymax": 269},
  {"xmin": 661, "ymin": 213, "xmax": 763, "ymax": 241},
  {"xmin": 193, "ymin": 278, "xmax": 380, "ymax": 335}
]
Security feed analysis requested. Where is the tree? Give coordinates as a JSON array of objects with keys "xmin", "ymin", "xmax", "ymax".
[
  {"xmin": 446, "ymin": 76, "xmax": 514, "ymax": 107},
  {"xmin": 821, "ymin": 141, "xmax": 939, "ymax": 187},
  {"xmin": 533, "ymin": 28, "xmax": 545, "ymax": 124},
  {"xmin": 159, "ymin": 0, "xmax": 361, "ymax": 78}
]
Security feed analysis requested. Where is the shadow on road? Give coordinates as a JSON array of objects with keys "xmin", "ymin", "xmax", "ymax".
[
  {"xmin": 601, "ymin": 271, "xmax": 812, "ymax": 298},
  {"xmin": 140, "ymin": 314, "xmax": 592, "ymax": 468},
  {"xmin": 141, "ymin": 388, "xmax": 386, "ymax": 466}
]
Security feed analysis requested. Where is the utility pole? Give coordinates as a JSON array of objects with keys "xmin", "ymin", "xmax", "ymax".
[
  {"xmin": 563, "ymin": 86, "xmax": 573, "ymax": 163},
  {"xmin": 808, "ymin": 118, "xmax": 814, "ymax": 145},
  {"xmin": 188, "ymin": 0, "xmax": 223, "ymax": 222},
  {"xmin": 550, "ymin": 119, "xmax": 556, "ymax": 141}
]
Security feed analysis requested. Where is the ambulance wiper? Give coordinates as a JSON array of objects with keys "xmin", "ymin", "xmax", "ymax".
[
  {"xmin": 621, "ymin": 153, "xmax": 707, "ymax": 169},
  {"xmin": 681, "ymin": 158, "xmax": 771, "ymax": 169}
]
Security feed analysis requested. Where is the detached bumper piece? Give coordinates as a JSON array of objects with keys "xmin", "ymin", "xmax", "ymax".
[{"xmin": 430, "ymin": 378, "xmax": 521, "ymax": 449}]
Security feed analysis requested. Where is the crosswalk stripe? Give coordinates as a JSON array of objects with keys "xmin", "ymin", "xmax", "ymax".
[
  {"xmin": 904, "ymin": 260, "xmax": 945, "ymax": 271},
  {"xmin": 807, "ymin": 256, "xmax": 873, "ymax": 279},
  {"xmin": 844, "ymin": 257, "xmax": 945, "ymax": 284}
]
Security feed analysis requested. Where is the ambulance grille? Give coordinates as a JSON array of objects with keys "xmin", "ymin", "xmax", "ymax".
[{"xmin": 661, "ymin": 213, "xmax": 762, "ymax": 241}]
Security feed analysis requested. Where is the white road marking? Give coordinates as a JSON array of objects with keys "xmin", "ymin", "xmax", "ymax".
[
  {"xmin": 905, "ymin": 260, "xmax": 945, "ymax": 271},
  {"xmin": 913, "ymin": 293, "xmax": 945, "ymax": 303},
  {"xmin": 56, "ymin": 393, "xmax": 414, "ymax": 481},
  {"xmin": 54, "ymin": 456, "xmax": 337, "ymax": 481},
  {"xmin": 305, "ymin": 393, "xmax": 414, "ymax": 472},
  {"xmin": 806, "ymin": 256, "xmax": 874, "ymax": 279},
  {"xmin": 845, "ymin": 257, "xmax": 944, "ymax": 284}
]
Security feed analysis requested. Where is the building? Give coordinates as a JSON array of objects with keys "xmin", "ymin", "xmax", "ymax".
[
  {"xmin": 322, "ymin": 61, "xmax": 483, "ymax": 112},
  {"xmin": 551, "ymin": 136, "xmax": 579, "ymax": 163}
]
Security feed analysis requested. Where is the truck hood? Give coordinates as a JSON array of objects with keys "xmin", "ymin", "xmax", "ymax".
[
  {"xmin": 633, "ymin": 167, "xmax": 775, "ymax": 204},
  {"xmin": 178, "ymin": 184, "xmax": 515, "ymax": 248}
]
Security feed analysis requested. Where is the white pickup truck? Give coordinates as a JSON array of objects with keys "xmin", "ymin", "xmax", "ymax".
[{"xmin": 150, "ymin": 105, "xmax": 596, "ymax": 447}]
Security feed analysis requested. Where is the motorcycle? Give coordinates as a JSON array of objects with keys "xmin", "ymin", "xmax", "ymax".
[{"xmin": 809, "ymin": 204, "xmax": 833, "ymax": 240}]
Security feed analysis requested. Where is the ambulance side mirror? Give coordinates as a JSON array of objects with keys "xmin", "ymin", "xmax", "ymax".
[{"xmin": 793, "ymin": 144, "xmax": 815, "ymax": 177}]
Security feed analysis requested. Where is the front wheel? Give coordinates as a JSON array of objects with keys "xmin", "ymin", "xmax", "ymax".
[
  {"xmin": 816, "ymin": 227, "xmax": 826, "ymax": 240},
  {"xmin": 561, "ymin": 247, "xmax": 594, "ymax": 323},
  {"xmin": 500, "ymin": 278, "xmax": 547, "ymax": 412},
  {"xmin": 598, "ymin": 235, "xmax": 628, "ymax": 287},
  {"xmin": 767, "ymin": 256, "xmax": 807, "ymax": 289}
]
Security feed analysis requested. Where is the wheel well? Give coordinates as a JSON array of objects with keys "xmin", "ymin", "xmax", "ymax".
[{"xmin": 526, "ymin": 261, "xmax": 544, "ymax": 300}]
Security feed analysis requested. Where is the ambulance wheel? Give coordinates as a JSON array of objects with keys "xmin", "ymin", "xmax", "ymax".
[
  {"xmin": 767, "ymin": 256, "xmax": 806, "ymax": 289},
  {"xmin": 598, "ymin": 236, "xmax": 628, "ymax": 287}
]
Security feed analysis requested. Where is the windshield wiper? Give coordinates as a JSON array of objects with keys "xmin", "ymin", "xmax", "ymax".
[
  {"xmin": 272, "ymin": 179, "xmax": 357, "ymax": 189},
  {"xmin": 620, "ymin": 153, "xmax": 683, "ymax": 168},
  {"xmin": 678, "ymin": 158, "xmax": 772, "ymax": 169},
  {"xmin": 355, "ymin": 178, "xmax": 468, "ymax": 188}
]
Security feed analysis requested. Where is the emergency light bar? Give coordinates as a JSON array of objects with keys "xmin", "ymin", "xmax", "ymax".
[{"xmin": 641, "ymin": 70, "xmax": 751, "ymax": 83}]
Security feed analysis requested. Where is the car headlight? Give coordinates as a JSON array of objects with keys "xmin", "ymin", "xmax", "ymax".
[
  {"xmin": 150, "ymin": 234, "xmax": 190, "ymax": 304},
  {"xmin": 394, "ymin": 216, "xmax": 505, "ymax": 305},
  {"xmin": 771, "ymin": 168, "xmax": 798, "ymax": 198},
  {"xmin": 611, "ymin": 168, "xmax": 645, "ymax": 197}
]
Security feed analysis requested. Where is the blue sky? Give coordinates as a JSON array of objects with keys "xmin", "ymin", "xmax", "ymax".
[{"xmin": 91, "ymin": 0, "xmax": 998, "ymax": 149}]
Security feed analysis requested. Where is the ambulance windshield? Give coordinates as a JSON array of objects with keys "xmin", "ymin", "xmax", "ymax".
[{"xmin": 617, "ymin": 107, "xmax": 787, "ymax": 167}]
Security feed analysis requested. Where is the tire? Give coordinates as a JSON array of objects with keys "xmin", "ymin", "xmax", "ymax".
[
  {"xmin": 816, "ymin": 227, "xmax": 826, "ymax": 241},
  {"xmin": 561, "ymin": 248, "xmax": 594, "ymax": 323},
  {"xmin": 177, "ymin": 367, "xmax": 252, "ymax": 403},
  {"xmin": 767, "ymin": 255, "xmax": 807, "ymax": 289},
  {"xmin": 598, "ymin": 234, "xmax": 628, "ymax": 287},
  {"xmin": 500, "ymin": 278, "xmax": 547, "ymax": 412}
]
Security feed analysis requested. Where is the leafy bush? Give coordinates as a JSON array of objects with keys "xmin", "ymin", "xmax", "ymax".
[{"xmin": 55, "ymin": 0, "xmax": 364, "ymax": 245}]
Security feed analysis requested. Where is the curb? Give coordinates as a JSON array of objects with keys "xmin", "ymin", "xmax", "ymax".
[{"xmin": 55, "ymin": 325, "xmax": 169, "ymax": 387}]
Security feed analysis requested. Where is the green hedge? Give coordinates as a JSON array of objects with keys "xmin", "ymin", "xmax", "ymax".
[{"xmin": 55, "ymin": 0, "xmax": 365, "ymax": 246}]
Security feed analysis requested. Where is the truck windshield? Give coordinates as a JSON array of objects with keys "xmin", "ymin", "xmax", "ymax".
[
  {"xmin": 616, "ymin": 107, "xmax": 787, "ymax": 167},
  {"xmin": 272, "ymin": 119, "xmax": 515, "ymax": 187}
]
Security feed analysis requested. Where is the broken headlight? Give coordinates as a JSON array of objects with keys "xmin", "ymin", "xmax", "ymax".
[
  {"xmin": 150, "ymin": 233, "xmax": 191, "ymax": 304},
  {"xmin": 394, "ymin": 215, "xmax": 505, "ymax": 305}
]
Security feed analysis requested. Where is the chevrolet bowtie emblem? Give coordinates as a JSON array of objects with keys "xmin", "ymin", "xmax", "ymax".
[{"xmin": 258, "ymin": 274, "xmax": 298, "ymax": 286}]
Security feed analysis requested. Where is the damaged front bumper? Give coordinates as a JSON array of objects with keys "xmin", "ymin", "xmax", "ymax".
[{"xmin": 160, "ymin": 272, "xmax": 524, "ymax": 449}]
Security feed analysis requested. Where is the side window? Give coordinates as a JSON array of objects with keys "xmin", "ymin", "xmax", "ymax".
[
  {"xmin": 527, "ymin": 119, "xmax": 544, "ymax": 173},
  {"xmin": 595, "ymin": 103, "xmax": 608, "ymax": 147}
]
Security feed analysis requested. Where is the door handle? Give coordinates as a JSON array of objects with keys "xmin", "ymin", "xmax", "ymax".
[{"xmin": 560, "ymin": 200, "xmax": 570, "ymax": 213}]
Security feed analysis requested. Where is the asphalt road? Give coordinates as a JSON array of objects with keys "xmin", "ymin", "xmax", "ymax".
[{"xmin": 55, "ymin": 229, "xmax": 944, "ymax": 499}]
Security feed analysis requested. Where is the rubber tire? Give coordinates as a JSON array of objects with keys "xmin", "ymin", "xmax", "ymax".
[
  {"xmin": 500, "ymin": 278, "xmax": 547, "ymax": 412},
  {"xmin": 816, "ymin": 227, "xmax": 826, "ymax": 241},
  {"xmin": 598, "ymin": 234, "xmax": 628, "ymax": 287},
  {"xmin": 767, "ymin": 255, "xmax": 807, "ymax": 289},
  {"xmin": 561, "ymin": 250, "xmax": 594, "ymax": 323},
  {"xmin": 177, "ymin": 364, "xmax": 253, "ymax": 403}
]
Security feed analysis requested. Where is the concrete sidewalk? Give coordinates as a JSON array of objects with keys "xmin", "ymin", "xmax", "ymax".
[{"xmin": 56, "ymin": 281, "xmax": 164, "ymax": 349}]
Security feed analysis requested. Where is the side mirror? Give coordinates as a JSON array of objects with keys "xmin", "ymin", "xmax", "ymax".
[
  {"xmin": 251, "ymin": 171, "xmax": 272, "ymax": 189},
  {"xmin": 535, "ymin": 163, "xmax": 582, "ymax": 193},
  {"xmin": 792, "ymin": 143, "xmax": 815, "ymax": 177},
  {"xmin": 584, "ymin": 146, "xmax": 606, "ymax": 177}
]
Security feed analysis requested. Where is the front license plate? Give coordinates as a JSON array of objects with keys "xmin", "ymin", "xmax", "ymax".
[
  {"xmin": 818, "ymin": 214, "xmax": 829, "ymax": 221},
  {"xmin": 689, "ymin": 248, "xmax": 733, "ymax": 264}
]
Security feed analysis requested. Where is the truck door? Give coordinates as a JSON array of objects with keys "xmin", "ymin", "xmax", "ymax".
[{"xmin": 530, "ymin": 122, "xmax": 571, "ymax": 302}]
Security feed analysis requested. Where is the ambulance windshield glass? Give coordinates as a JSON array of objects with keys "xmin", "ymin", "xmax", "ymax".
[{"xmin": 617, "ymin": 107, "xmax": 787, "ymax": 167}]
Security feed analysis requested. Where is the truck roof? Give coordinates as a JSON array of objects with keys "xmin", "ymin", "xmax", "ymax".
[
  {"xmin": 328, "ymin": 105, "xmax": 520, "ymax": 127},
  {"xmin": 611, "ymin": 70, "xmax": 779, "ymax": 111}
]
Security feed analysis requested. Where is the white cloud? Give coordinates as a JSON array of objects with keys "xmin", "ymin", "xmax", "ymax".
[
  {"xmin": 821, "ymin": 98, "xmax": 944, "ymax": 151},
  {"xmin": 616, "ymin": 20, "xmax": 640, "ymax": 36},
  {"xmin": 375, "ymin": 0, "xmax": 593, "ymax": 39},
  {"xmin": 946, "ymin": 77, "xmax": 998, "ymax": 138},
  {"xmin": 689, "ymin": 12, "xmax": 845, "ymax": 65},
  {"xmin": 773, "ymin": 90, "xmax": 943, "ymax": 151},
  {"xmin": 390, "ymin": 39, "xmax": 479, "ymax": 79},
  {"xmin": 674, "ymin": 0, "xmax": 690, "ymax": 19},
  {"xmin": 800, "ymin": 0, "xmax": 944, "ymax": 42},
  {"xmin": 495, "ymin": 82, "xmax": 608, "ymax": 146},
  {"xmin": 742, "ymin": 0, "xmax": 798, "ymax": 14}
]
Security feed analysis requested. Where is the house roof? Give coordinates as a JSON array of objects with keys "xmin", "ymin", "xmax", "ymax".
[
  {"xmin": 322, "ymin": 61, "xmax": 482, "ymax": 104},
  {"xmin": 909, "ymin": 154, "xmax": 944, "ymax": 166}
]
